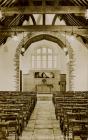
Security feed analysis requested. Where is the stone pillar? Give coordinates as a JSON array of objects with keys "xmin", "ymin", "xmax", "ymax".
[
  {"xmin": 66, "ymin": 46, "xmax": 74, "ymax": 91},
  {"xmin": 14, "ymin": 47, "xmax": 21, "ymax": 91}
]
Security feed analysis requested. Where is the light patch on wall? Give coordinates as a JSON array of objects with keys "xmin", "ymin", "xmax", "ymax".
[
  {"xmin": 66, "ymin": 54, "xmax": 69, "ymax": 63},
  {"xmin": 69, "ymin": 35, "xmax": 75, "ymax": 41},
  {"xmin": 85, "ymin": 9, "xmax": 88, "ymax": 19},
  {"xmin": 0, "ymin": 10, "xmax": 2, "ymax": 19},
  {"xmin": 23, "ymin": 20, "xmax": 28, "ymax": 25},
  {"xmin": 63, "ymin": 47, "xmax": 68, "ymax": 52},
  {"xmin": 46, "ymin": 14, "xmax": 55, "ymax": 25},
  {"xmin": 55, "ymin": 17, "xmax": 66, "ymax": 25},
  {"xmin": 33, "ymin": 14, "xmax": 42, "ymax": 25},
  {"xmin": 3, "ymin": 45, "xmax": 8, "ymax": 52},
  {"xmin": 12, "ymin": 33, "xmax": 19, "ymax": 41}
]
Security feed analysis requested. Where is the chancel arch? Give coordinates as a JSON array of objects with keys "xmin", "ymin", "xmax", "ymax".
[{"xmin": 14, "ymin": 33, "xmax": 70, "ymax": 90}]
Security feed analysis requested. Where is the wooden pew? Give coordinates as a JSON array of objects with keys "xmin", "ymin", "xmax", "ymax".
[
  {"xmin": 0, "ymin": 91, "xmax": 37, "ymax": 140},
  {"xmin": 53, "ymin": 91, "xmax": 88, "ymax": 140},
  {"xmin": 68, "ymin": 119, "xmax": 88, "ymax": 140}
]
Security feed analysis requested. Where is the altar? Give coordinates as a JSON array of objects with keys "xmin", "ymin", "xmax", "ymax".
[{"xmin": 35, "ymin": 84, "xmax": 53, "ymax": 93}]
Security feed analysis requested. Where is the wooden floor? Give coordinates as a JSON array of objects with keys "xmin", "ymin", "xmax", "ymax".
[{"xmin": 9, "ymin": 94, "xmax": 64, "ymax": 140}]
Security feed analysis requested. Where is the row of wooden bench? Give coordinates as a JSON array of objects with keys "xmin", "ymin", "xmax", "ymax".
[
  {"xmin": 53, "ymin": 91, "xmax": 88, "ymax": 140},
  {"xmin": 0, "ymin": 91, "xmax": 37, "ymax": 140}
]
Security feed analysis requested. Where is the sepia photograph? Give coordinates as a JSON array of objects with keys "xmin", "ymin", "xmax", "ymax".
[{"xmin": 0, "ymin": 0, "xmax": 88, "ymax": 140}]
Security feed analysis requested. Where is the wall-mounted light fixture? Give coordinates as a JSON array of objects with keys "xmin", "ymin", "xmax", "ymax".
[
  {"xmin": 63, "ymin": 47, "xmax": 68, "ymax": 52},
  {"xmin": 85, "ymin": 9, "xmax": 88, "ymax": 19},
  {"xmin": 0, "ymin": 10, "xmax": 3, "ymax": 19},
  {"xmin": 70, "ymin": 26, "xmax": 75, "ymax": 41},
  {"xmin": 63, "ymin": 31, "xmax": 68, "ymax": 55},
  {"xmin": 21, "ymin": 47, "xmax": 25, "ymax": 53},
  {"xmin": 13, "ymin": 32, "xmax": 19, "ymax": 41},
  {"xmin": 21, "ymin": 32, "xmax": 25, "ymax": 54}
]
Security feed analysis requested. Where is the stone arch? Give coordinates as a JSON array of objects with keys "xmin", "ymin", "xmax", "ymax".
[
  {"xmin": 21, "ymin": 34, "xmax": 65, "ymax": 55},
  {"xmin": 14, "ymin": 33, "xmax": 73, "ymax": 91}
]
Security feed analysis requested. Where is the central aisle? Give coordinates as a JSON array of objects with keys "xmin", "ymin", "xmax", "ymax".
[{"xmin": 19, "ymin": 94, "xmax": 64, "ymax": 140}]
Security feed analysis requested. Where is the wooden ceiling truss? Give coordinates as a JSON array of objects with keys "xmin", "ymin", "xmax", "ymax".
[{"xmin": 0, "ymin": 0, "xmax": 88, "ymax": 45}]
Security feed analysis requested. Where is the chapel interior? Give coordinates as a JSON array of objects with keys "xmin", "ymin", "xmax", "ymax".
[{"xmin": 0, "ymin": 0, "xmax": 88, "ymax": 140}]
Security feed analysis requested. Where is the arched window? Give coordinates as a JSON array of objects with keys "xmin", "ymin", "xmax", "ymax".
[{"xmin": 31, "ymin": 47, "xmax": 57, "ymax": 69}]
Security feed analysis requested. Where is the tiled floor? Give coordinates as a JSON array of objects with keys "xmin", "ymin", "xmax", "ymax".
[{"xmin": 19, "ymin": 94, "xmax": 64, "ymax": 140}]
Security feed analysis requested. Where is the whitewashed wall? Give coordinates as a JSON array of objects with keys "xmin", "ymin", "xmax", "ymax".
[
  {"xmin": 67, "ymin": 35, "xmax": 88, "ymax": 91},
  {"xmin": 21, "ymin": 40, "xmax": 67, "ymax": 73},
  {"xmin": 0, "ymin": 34, "xmax": 23, "ymax": 91}
]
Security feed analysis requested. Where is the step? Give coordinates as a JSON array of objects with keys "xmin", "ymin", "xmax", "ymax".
[{"xmin": 37, "ymin": 93, "xmax": 52, "ymax": 101}]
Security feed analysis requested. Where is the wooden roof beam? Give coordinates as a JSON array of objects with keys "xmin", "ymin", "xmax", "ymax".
[
  {"xmin": 1, "ymin": 6, "xmax": 87, "ymax": 15},
  {"xmin": 0, "ymin": 25, "xmax": 88, "ymax": 36}
]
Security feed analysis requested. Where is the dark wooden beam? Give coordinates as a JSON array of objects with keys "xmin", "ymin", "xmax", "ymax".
[
  {"xmin": 43, "ymin": 14, "xmax": 45, "ymax": 25},
  {"xmin": 42, "ymin": 0, "xmax": 46, "ymax": 6},
  {"xmin": 28, "ymin": 0, "xmax": 33, "ymax": 6},
  {"xmin": 0, "ymin": 25, "xmax": 87, "ymax": 36},
  {"xmin": 54, "ymin": 0, "xmax": 58, "ymax": 6},
  {"xmin": 52, "ymin": 14, "xmax": 58, "ymax": 25},
  {"xmin": 1, "ymin": 6, "xmax": 86, "ymax": 15},
  {"xmin": 30, "ymin": 15, "xmax": 36, "ymax": 25}
]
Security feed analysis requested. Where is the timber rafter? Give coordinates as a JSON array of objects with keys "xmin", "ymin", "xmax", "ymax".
[
  {"xmin": 1, "ymin": 6, "xmax": 87, "ymax": 15},
  {"xmin": 0, "ymin": 25, "xmax": 88, "ymax": 36}
]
